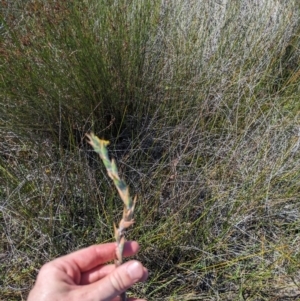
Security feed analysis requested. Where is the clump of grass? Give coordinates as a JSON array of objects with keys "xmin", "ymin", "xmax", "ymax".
[
  {"xmin": 0, "ymin": 0, "xmax": 160, "ymax": 148},
  {"xmin": 87, "ymin": 132, "xmax": 137, "ymax": 301}
]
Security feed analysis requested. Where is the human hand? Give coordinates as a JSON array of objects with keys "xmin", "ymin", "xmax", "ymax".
[{"xmin": 27, "ymin": 241, "xmax": 148, "ymax": 301}]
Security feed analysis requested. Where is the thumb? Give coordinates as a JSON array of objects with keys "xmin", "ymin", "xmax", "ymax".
[{"xmin": 78, "ymin": 260, "xmax": 146, "ymax": 301}]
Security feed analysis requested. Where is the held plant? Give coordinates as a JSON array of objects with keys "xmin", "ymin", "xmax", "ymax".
[{"xmin": 86, "ymin": 132, "xmax": 137, "ymax": 301}]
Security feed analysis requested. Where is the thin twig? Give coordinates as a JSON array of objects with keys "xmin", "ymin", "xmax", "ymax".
[{"xmin": 86, "ymin": 132, "xmax": 137, "ymax": 301}]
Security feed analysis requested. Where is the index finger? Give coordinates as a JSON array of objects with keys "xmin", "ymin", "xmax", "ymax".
[{"xmin": 59, "ymin": 241, "xmax": 140, "ymax": 272}]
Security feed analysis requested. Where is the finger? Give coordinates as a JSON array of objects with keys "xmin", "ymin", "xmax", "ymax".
[
  {"xmin": 60, "ymin": 241, "xmax": 140, "ymax": 272},
  {"xmin": 110, "ymin": 298, "xmax": 147, "ymax": 301},
  {"xmin": 75, "ymin": 260, "xmax": 148, "ymax": 301},
  {"xmin": 80, "ymin": 264, "xmax": 115, "ymax": 284},
  {"xmin": 80, "ymin": 255, "xmax": 148, "ymax": 285}
]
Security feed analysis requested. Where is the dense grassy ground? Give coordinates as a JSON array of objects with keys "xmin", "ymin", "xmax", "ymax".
[{"xmin": 1, "ymin": 0, "xmax": 300, "ymax": 300}]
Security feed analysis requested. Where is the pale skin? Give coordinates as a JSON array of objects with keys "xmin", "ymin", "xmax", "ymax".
[{"xmin": 27, "ymin": 241, "xmax": 148, "ymax": 301}]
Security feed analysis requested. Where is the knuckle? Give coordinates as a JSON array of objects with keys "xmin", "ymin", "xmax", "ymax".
[{"xmin": 109, "ymin": 270, "xmax": 128, "ymax": 293}]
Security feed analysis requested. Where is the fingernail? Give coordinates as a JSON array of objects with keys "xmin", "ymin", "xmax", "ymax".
[{"xmin": 126, "ymin": 261, "xmax": 141, "ymax": 281}]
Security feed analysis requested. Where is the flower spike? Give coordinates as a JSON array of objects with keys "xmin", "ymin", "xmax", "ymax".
[{"xmin": 86, "ymin": 132, "xmax": 136, "ymax": 301}]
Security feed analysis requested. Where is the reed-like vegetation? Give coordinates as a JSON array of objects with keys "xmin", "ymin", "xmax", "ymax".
[{"xmin": 1, "ymin": 0, "xmax": 300, "ymax": 300}]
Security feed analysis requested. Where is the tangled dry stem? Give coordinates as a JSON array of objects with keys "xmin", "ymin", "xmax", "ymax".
[{"xmin": 86, "ymin": 132, "xmax": 137, "ymax": 301}]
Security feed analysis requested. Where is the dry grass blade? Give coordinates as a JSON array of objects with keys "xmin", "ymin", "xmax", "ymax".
[{"xmin": 86, "ymin": 132, "xmax": 137, "ymax": 301}]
